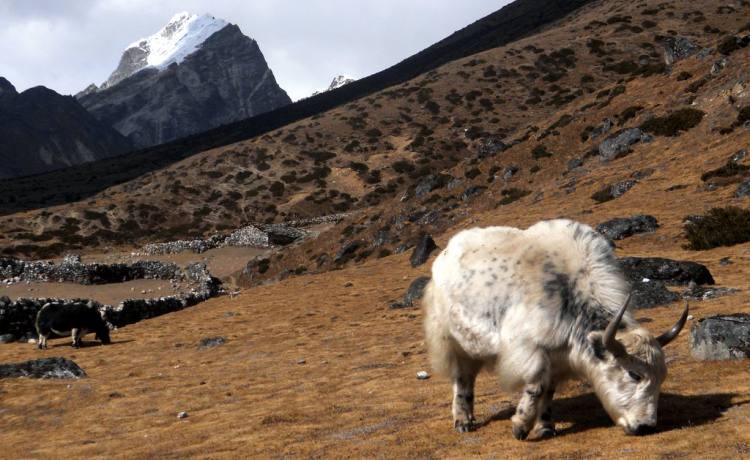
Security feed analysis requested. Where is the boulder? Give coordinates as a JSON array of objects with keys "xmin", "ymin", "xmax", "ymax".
[
  {"xmin": 415, "ymin": 174, "xmax": 451, "ymax": 197},
  {"xmin": 735, "ymin": 178, "xmax": 750, "ymax": 198},
  {"xmin": 592, "ymin": 179, "xmax": 638, "ymax": 203},
  {"xmin": 619, "ymin": 257, "xmax": 715, "ymax": 285},
  {"xmin": 682, "ymin": 284, "xmax": 738, "ymax": 301},
  {"xmin": 461, "ymin": 186, "xmax": 486, "ymax": 201},
  {"xmin": 598, "ymin": 128, "xmax": 653, "ymax": 161},
  {"xmin": 662, "ymin": 36, "xmax": 700, "ymax": 65},
  {"xmin": 410, "ymin": 235, "xmax": 438, "ymax": 268},
  {"xmin": 567, "ymin": 158, "xmax": 584, "ymax": 171},
  {"xmin": 0, "ymin": 357, "xmax": 86, "ymax": 379},
  {"xmin": 390, "ymin": 276, "xmax": 431, "ymax": 309},
  {"xmin": 477, "ymin": 137, "xmax": 508, "ymax": 159},
  {"xmin": 629, "ymin": 278, "xmax": 681, "ymax": 309},
  {"xmin": 596, "ymin": 215, "xmax": 659, "ymax": 240},
  {"xmin": 690, "ymin": 314, "xmax": 750, "ymax": 360},
  {"xmin": 198, "ymin": 336, "xmax": 226, "ymax": 350}
]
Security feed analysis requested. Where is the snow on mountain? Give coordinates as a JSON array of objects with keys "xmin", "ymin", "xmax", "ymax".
[
  {"xmin": 128, "ymin": 12, "xmax": 229, "ymax": 69},
  {"xmin": 311, "ymin": 75, "xmax": 356, "ymax": 97},
  {"xmin": 98, "ymin": 12, "xmax": 229, "ymax": 89}
]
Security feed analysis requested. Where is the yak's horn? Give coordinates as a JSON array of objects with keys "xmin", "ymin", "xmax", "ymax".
[
  {"xmin": 603, "ymin": 293, "xmax": 631, "ymax": 352},
  {"xmin": 657, "ymin": 301, "xmax": 689, "ymax": 347}
]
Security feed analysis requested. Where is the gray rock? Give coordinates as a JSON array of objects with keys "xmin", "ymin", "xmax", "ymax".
[
  {"xmin": 731, "ymin": 149, "xmax": 747, "ymax": 163},
  {"xmin": 682, "ymin": 284, "xmax": 738, "ymax": 301},
  {"xmin": 690, "ymin": 314, "xmax": 750, "ymax": 360},
  {"xmin": 620, "ymin": 257, "xmax": 715, "ymax": 286},
  {"xmin": 596, "ymin": 215, "xmax": 659, "ymax": 240},
  {"xmin": 598, "ymin": 128, "xmax": 653, "ymax": 162},
  {"xmin": 461, "ymin": 186, "xmax": 486, "ymax": 201},
  {"xmin": 410, "ymin": 235, "xmax": 438, "ymax": 268},
  {"xmin": 177, "ymin": 411, "xmax": 189, "ymax": 419},
  {"xmin": 416, "ymin": 371, "xmax": 430, "ymax": 380},
  {"xmin": 390, "ymin": 276, "xmax": 431, "ymax": 309},
  {"xmin": 262, "ymin": 224, "xmax": 308, "ymax": 246},
  {"xmin": 590, "ymin": 118, "xmax": 613, "ymax": 140},
  {"xmin": 415, "ymin": 174, "xmax": 450, "ymax": 197},
  {"xmin": 198, "ymin": 336, "xmax": 226, "ymax": 350},
  {"xmin": 720, "ymin": 257, "xmax": 733, "ymax": 266},
  {"xmin": 662, "ymin": 36, "xmax": 700, "ymax": 65},
  {"xmin": 567, "ymin": 158, "xmax": 584, "ymax": 171},
  {"xmin": 629, "ymin": 278, "xmax": 681, "ymax": 309},
  {"xmin": 711, "ymin": 57, "xmax": 728, "ymax": 76},
  {"xmin": 503, "ymin": 165, "xmax": 519, "ymax": 181},
  {"xmin": 0, "ymin": 357, "xmax": 86, "ymax": 379},
  {"xmin": 477, "ymin": 137, "xmax": 508, "ymax": 159},
  {"xmin": 735, "ymin": 178, "xmax": 750, "ymax": 198}
]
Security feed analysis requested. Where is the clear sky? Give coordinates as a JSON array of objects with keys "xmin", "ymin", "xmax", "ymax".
[{"xmin": 0, "ymin": 1, "xmax": 508, "ymax": 101}]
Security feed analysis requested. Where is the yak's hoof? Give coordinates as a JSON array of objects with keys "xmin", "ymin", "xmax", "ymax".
[
  {"xmin": 536, "ymin": 427, "xmax": 556, "ymax": 439},
  {"xmin": 512, "ymin": 424, "xmax": 529, "ymax": 441},
  {"xmin": 454, "ymin": 418, "xmax": 476, "ymax": 433}
]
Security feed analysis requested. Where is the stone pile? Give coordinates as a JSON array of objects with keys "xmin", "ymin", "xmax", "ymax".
[{"xmin": 141, "ymin": 223, "xmax": 311, "ymax": 255}]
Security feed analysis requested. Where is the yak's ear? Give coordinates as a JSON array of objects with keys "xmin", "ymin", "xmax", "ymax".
[{"xmin": 587, "ymin": 331, "xmax": 608, "ymax": 361}]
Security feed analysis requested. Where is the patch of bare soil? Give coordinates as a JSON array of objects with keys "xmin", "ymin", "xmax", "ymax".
[{"xmin": 0, "ymin": 279, "xmax": 181, "ymax": 306}]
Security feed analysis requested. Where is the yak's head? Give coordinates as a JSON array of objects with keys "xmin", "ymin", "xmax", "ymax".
[{"xmin": 586, "ymin": 295, "xmax": 688, "ymax": 436}]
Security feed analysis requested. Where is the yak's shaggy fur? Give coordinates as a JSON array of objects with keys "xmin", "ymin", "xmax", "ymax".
[{"xmin": 424, "ymin": 219, "xmax": 681, "ymax": 440}]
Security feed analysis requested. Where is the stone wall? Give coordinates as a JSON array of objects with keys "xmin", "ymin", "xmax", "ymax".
[{"xmin": 0, "ymin": 262, "xmax": 220, "ymax": 342}]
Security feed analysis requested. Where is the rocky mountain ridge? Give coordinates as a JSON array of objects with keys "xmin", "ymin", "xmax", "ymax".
[{"xmin": 77, "ymin": 13, "xmax": 291, "ymax": 148}]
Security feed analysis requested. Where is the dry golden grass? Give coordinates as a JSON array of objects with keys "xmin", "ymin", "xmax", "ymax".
[{"xmin": 1, "ymin": 237, "xmax": 749, "ymax": 458}]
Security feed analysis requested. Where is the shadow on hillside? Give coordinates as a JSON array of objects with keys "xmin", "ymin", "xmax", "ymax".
[
  {"xmin": 49, "ymin": 339, "xmax": 134, "ymax": 348},
  {"xmin": 480, "ymin": 392, "xmax": 741, "ymax": 437}
]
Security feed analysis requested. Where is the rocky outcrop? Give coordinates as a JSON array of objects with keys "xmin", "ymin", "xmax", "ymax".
[
  {"xmin": 410, "ymin": 235, "xmax": 438, "ymax": 267},
  {"xmin": 390, "ymin": 276, "xmax": 431, "ymax": 309},
  {"xmin": 620, "ymin": 257, "xmax": 715, "ymax": 309},
  {"xmin": 78, "ymin": 23, "xmax": 291, "ymax": 148},
  {"xmin": 0, "ymin": 357, "xmax": 86, "ymax": 379},
  {"xmin": 0, "ymin": 78, "xmax": 131, "ymax": 179},
  {"xmin": 598, "ymin": 128, "xmax": 653, "ymax": 161},
  {"xmin": 596, "ymin": 215, "xmax": 659, "ymax": 240},
  {"xmin": 620, "ymin": 257, "xmax": 715, "ymax": 286},
  {"xmin": 690, "ymin": 314, "xmax": 750, "ymax": 360}
]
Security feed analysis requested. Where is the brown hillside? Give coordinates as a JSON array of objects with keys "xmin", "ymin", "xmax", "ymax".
[{"xmin": 3, "ymin": 0, "xmax": 748, "ymax": 259}]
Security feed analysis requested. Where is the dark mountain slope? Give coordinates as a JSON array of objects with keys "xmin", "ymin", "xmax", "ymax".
[{"xmin": 0, "ymin": 78, "xmax": 131, "ymax": 179}]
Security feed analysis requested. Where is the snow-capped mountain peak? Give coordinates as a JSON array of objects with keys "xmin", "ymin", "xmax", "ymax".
[
  {"xmin": 311, "ymin": 75, "xmax": 356, "ymax": 97},
  {"xmin": 99, "ymin": 12, "xmax": 229, "ymax": 89},
  {"xmin": 328, "ymin": 75, "xmax": 355, "ymax": 91},
  {"xmin": 127, "ymin": 12, "xmax": 229, "ymax": 69}
]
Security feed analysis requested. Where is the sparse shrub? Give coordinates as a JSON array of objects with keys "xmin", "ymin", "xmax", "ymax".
[
  {"xmin": 465, "ymin": 168, "xmax": 481, "ymax": 179},
  {"xmin": 392, "ymin": 160, "xmax": 416, "ymax": 174},
  {"xmin": 701, "ymin": 161, "xmax": 750, "ymax": 181},
  {"xmin": 532, "ymin": 145, "xmax": 552, "ymax": 159},
  {"xmin": 498, "ymin": 188, "xmax": 531, "ymax": 205},
  {"xmin": 617, "ymin": 105, "xmax": 643, "ymax": 125},
  {"xmin": 738, "ymin": 106, "xmax": 750, "ymax": 124},
  {"xmin": 676, "ymin": 71, "xmax": 693, "ymax": 81},
  {"xmin": 640, "ymin": 108, "xmax": 705, "ymax": 136},
  {"xmin": 269, "ymin": 181, "xmax": 285, "ymax": 197},
  {"xmin": 684, "ymin": 207, "xmax": 750, "ymax": 249}
]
